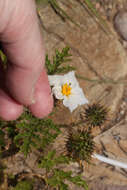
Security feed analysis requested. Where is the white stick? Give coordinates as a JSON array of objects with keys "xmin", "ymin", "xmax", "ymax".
[{"xmin": 92, "ymin": 153, "xmax": 127, "ymax": 169}]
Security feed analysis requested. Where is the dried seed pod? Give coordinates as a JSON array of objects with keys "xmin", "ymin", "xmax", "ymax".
[
  {"xmin": 83, "ymin": 103, "xmax": 108, "ymax": 128},
  {"xmin": 66, "ymin": 129, "xmax": 95, "ymax": 163}
]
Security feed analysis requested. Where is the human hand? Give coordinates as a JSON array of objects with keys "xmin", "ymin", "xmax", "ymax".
[{"xmin": 0, "ymin": 0, "xmax": 53, "ymax": 120}]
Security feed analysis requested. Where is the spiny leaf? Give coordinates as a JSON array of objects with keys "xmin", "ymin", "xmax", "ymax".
[
  {"xmin": 39, "ymin": 150, "xmax": 70, "ymax": 171},
  {"xmin": 11, "ymin": 180, "xmax": 33, "ymax": 190},
  {"xmin": 70, "ymin": 175, "xmax": 88, "ymax": 189},
  {"xmin": 46, "ymin": 47, "xmax": 74, "ymax": 75},
  {"xmin": 14, "ymin": 110, "xmax": 61, "ymax": 156}
]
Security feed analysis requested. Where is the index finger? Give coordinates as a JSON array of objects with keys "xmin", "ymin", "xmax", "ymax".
[{"xmin": 0, "ymin": 0, "xmax": 46, "ymax": 105}]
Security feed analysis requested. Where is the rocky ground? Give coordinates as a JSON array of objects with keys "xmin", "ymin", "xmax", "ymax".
[
  {"xmin": 1, "ymin": 0, "xmax": 127, "ymax": 189},
  {"xmin": 38, "ymin": 0, "xmax": 127, "ymax": 189}
]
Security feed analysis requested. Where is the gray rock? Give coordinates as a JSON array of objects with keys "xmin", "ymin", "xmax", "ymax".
[{"xmin": 114, "ymin": 10, "xmax": 127, "ymax": 40}]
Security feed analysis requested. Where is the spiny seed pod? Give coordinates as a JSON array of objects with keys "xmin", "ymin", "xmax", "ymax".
[
  {"xmin": 84, "ymin": 103, "xmax": 108, "ymax": 128},
  {"xmin": 66, "ymin": 130, "xmax": 95, "ymax": 163}
]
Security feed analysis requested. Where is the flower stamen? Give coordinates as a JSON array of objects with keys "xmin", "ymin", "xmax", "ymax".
[{"xmin": 62, "ymin": 83, "xmax": 72, "ymax": 96}]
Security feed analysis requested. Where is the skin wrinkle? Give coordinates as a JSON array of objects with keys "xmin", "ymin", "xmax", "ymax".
[
  {"xmin": 0, "ymin": 0, "xmax": 36, "ymax": 39},
  {"xmin": 0, "ymin": 1, "xmax": 11, "ymax": 34},
  {"xmin": 1, "ymin": 0, "xmax": 44, "ymax": 68},
  {"xmin": 5, "ymin": 64, "xmax": 42, "ymax": 105}
]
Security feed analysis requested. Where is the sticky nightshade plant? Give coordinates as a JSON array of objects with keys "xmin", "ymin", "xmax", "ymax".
[
  {"xmin": 14, "ymin": 110, "xmax": 61, "ymax": 157},
  {"xmin": 66, "ymin": 130, "xmax": 95, "ymax": 163},
  {"xmin": 38, "ymin": 150, "xmax": 88, "ymax": 190},
  {"xmin": 84, "ymin": 103, "xmax": 108, "ymax": 128}
]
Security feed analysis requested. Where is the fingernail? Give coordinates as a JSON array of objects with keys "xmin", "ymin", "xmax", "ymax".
[
  {"xmin": 31, "ymin": 98, "xmax": 36, "ymax": 104},
  {"xmin": 31, "ymin": 87, "xmax": 36, "ymax": 104}
]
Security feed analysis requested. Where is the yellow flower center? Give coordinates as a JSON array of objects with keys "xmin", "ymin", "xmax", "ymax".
[{"xmin": 62, "ymin": 83, "xmax": 72, "ymax": 96}]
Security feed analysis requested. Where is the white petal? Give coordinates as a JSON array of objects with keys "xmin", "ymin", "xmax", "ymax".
[
  {"xmin": 52, "ymin": 86, "xmax": 63, "ymax": 99},
  {"xmin": 48, "ymin": 71, "xmax": 78, "ymax": 88},
  {"xmin": 62, "ymin": 71, "xmax": 78, "ymax": 88},
  {"xmin": 48, "ymin": 75, "xmax": 63, "ymax": 86},
  {"xmin": 71, "ymin": 84, "xmax": 89, "ymax": 102},
  {"xmin": 63, "ymin": 92, "xmax": 88, "ymax": 112},
  {"xmin": 63, "ymin": 97, "xmax": 77, "ymax": 112}
]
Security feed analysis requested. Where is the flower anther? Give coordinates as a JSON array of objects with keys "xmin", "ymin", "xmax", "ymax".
[{"xmin": 62, "ymin": 83, "xmax": 72, "ymax": 96}]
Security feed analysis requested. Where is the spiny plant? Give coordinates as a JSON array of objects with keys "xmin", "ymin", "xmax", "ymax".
[
  {"xmin": 0, "ymin": 109, "xmax": 61, "ymax": 157},
  {"xmin": 84, "ymin": 103, "xmax": 108, "ymax": 128},
  {"xmin": 38, "ymin": 150, "xmax": 70, "ymax": 172},
  {"xmin": 39, "ymin": 150, "xmax": 88, "ymax": 190},
  {"xmin": 66, "ymin": 129, "xmax": 95, "ymax": 163},
  {"xmin": 0, "ymin": 110, "xmax": 90, "ymax": 190},
  {"xmin": 11, "ymin": 180, "xmax": 33, "ymax": 190},
  {"xmin": 14, "ymin": 110, "xmax": 61, "ymax": 157},
  {"xmin": 45, "ymin": 46, "xmax": 75, "ymax": 75}
]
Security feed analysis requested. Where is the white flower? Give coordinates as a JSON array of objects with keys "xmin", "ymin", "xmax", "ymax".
[{"xmin": 48, "ymin": 71, "xmax": 89, "ymax": 112}]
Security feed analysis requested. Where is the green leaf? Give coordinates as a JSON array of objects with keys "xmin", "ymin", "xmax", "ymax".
[
  {"xmin": 47, "ymin": 169, "xmax": 71, "ymax": 189},
  {"xmin": 13, "ymin": 109, "xmax": 61, "ymax": 156},
  {"xmin": 11, "ymin": 180, "xmax": 33, "ymax": 190},
  {"xmin": 45, "ymin": 47, "xmax": 74, "ymax": 75},
  {"xmin": 59, "ymin": 183, "xmax": 69, "ymax": 190},
  {"xmin": 70, "ymin": 175, "xmax": 88, "ymax": 190},
  {"xmin": 39, "ymin": 150, "xmax": 56, "ymax": 171},
  {"xmin": 54, "ymin": 155, "xmax": 70, "ymax": 165},
  {"xmin": 39, "ymin": 150, "xmax": 70, "ymax": 174}
]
